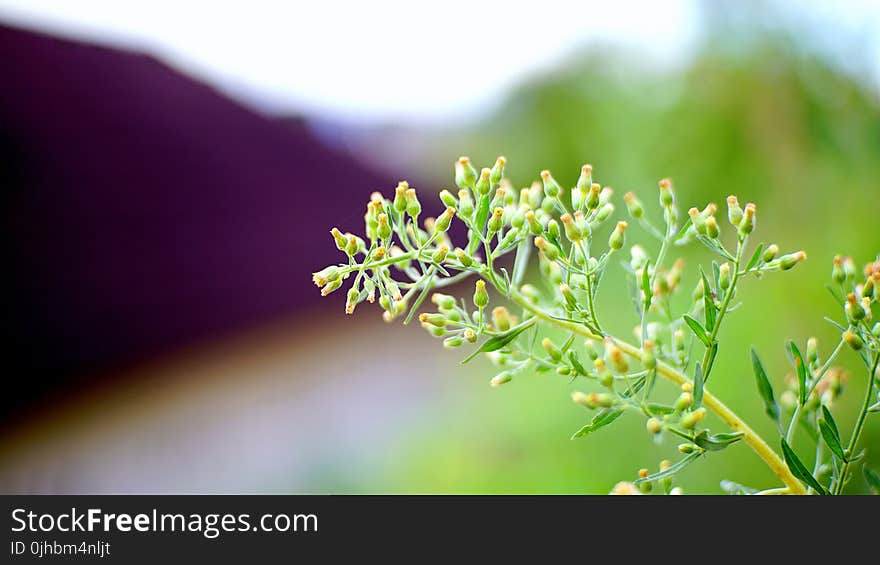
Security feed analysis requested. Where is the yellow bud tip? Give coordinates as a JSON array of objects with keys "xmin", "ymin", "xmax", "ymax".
[
  {"xmin": 795, "ymin": 251, "xmax": 806, "ymax": 261},
  {"xmin": 688, "ymin": 207, "xmax": 700, "ymax": 217},
  {"xmin": 638, "ymin": 468, "xmax": 649, "ymax": 479},
  {"xmin": 475, "ymin": 280, "xmax": 486, "ymax": 290},
  {"xmin": 744, "ymin": 203, "xmax": 756, "ymax": 215},
  {"xmin": 624, "ymin": 192, "xmax": 635, "ymax": 202},
  {"xmin": 397, "ymin": 181, "xmax": 409, "ymax": 190},
  {"xmin": 593, "ymin": 358, "xmax": 606, "ymax": 370},
  {"xmin": 659, "ymin": 460, "xmax": 671, "ymax": 471},
  {"xmin": 582, "ymin": 164, "xmax": 593, "ymax": 174},
  {"xmin": 540, "ymin": 170, "xmax": 552, "ymax": 180},
  {"xmin": 616, "ymin": 221, "xmax": 628, "ymax": 231},
  {"xmin": 405, "ymin": 188, "xmax": 416, "ymax": 198},
  {"xmin": 496, "ymin": 156, "xmax": 507, "ymax": 166},
  {"xmin": 726, "ymin": 195, "xmax": 738, "ymax": 205},
  {"xmin": 534, "ymin": 237, "xmax": 547, "ymax": 250},
  {"xmin": 659, "ymin": 178, "xmax": 672, "ymax": 189},
  {"xmin": 457, "ymin": 156, "xmax": 470, "ymax": 165},
  {"xmin": 559, "ymin": 283, "xmax": 570, "ymax": 293},
  {"xmin": 418, "ymin": 313, "xmax": 428, "ymax": 323},
  {"xmin": 370, "ymin": 191, "xmax": 383, "ymax": 203},
  {"xmin": 560, "ymin": 213, "xmax": 573, "ymax": 224},
  {"xmin": 480, "ymin": 168, "xmax": 491, "ymax": 179},
  {"xmin": 681, "ymin": 382, "xmax": 693, "ymax": 393},
  {"xmin": 445, "ymin": 206, "xmax": 456, "ymax": 215},
  {"xmin": 493, "ymin": 207, "xmax": 503, "ymax": 216}
]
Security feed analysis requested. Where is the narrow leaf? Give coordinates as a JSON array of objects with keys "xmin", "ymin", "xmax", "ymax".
[
  {"xmin": 750, "ymin": 347, "xmax": 780, "ymax": 424},
  {"xmin": 693, "ymin": 362, "xmax": 704, "ymax": 409},
  {"xmin": 789, "ymin": 341, "xmax": 808, "ymax": 406},
  {"xmin": 746, "ymin": 243, "xmax": 764, "ymax": 271},
  {"xmin": 781, "ymin": 439, "xmax": 828, "ymax": 495},
  {"xmin": 700, "ymin": 268, "xmax": 717, "ymax": 331},
  {"xmin": 641, "ymin": 261, "xmax": 652, "ymax": 311},
  {"xmin": 568, "ymin": 351, "xmax": 588, "ymax": 376},
  {"xmin": 864, "ymin": 467, "xmax": 880, "ymax": 495},
  {"xmin": 683, "ymin": 315, "xmax": 712, "ymax": 347},
  {"xmin": 821, "ymin": 406, "xmax": 840, "ymax": 442},
  {"xmin": 818, "ymin": 419, "xmax": 846, "ymax": 462},
  {"xmin": 571, "ymin": 409, "xmax": 623, "ymax": 439},
  {"xmin": 694, "ymin": 430, "xmax": 744, "ymax": 451},
  {"xmin": 634, "ymin": 452, "xmax": 702, "ymax": 484},
  {"xmin": 461, "ymin": 320, "xmax": 535, "ymax": 364}
]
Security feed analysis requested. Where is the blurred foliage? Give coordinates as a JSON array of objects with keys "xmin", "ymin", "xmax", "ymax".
[{"xmin": 339, "ymin": 23, "xmax": 880, "ymax": 493}]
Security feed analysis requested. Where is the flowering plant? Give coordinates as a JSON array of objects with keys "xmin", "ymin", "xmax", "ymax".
[{"xmin": 312, "ymin": 157, "xmax": 879, "ymax": 495}]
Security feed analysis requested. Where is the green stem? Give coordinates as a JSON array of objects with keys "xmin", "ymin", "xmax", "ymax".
[
  {"xmin": 833, "ymin": 351, "xmax": 879, "ymax": 495},
  {"xmin": 508, "ymin": 287, "xmax": 808, "ymax": 494},
  {"xmin": 701, "ymin": 239, "xmax": 743, "ymax": 377}
]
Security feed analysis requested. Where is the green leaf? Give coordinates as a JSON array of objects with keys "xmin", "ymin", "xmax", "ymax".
[
  {"xmin": 864, "ymin": 467, "xmax": 880, "ymax": 495},
  {"xmin": 818, "ymin": 419, "xmax": 846, "ymax": 462},
  {"xmin": 641, "ymin": 261, "xmax": 652, "ymax": 311},
  {"xmin": 460, "ymin": 319, "xmax": 535, "ymax": 364},
  {"xmin": 568, "ymin": 351, "xmax": 588, "ymax": 376},
  {"xmin": 683, "ymin": 315, "xmax": 712, "ymax": 347},
  {"xmin": 746, "ymin": 243, "xmax": 764, "ymax": 271},
  {"xmin": 788, "ymin": 341, "xmax": 808, "ymax": 406},
  {"xmin": 821, "ymin": 406, "xmax": 840, "ymax": 441},
  {"xmin": 693, "ymin": 430, "xmax": 744, "ymax": 451},
  {"xmin": 781, "ymin": 439, "xmax": 828, "ymax": 495},
  {"xmin": 693, "ymin": 362, "xmax": 704, "ymax": 409},
  {"xmin": 700, "ymin": 268, "xmax": 717, "ymax": 331},
  {"xmin": 571, "ymin": 409, "xmax": 623, "ymax": 439},
  {"xmin": 750, "ymin": 347, "xmax": 780, "ymax": 425},
  {"xmin": 634, "ymin": 452, "xmax": 702, "ymax": 484},
  {"xmin": 868, "ymin": 400, "xmax": 880, "ymax": 413}
]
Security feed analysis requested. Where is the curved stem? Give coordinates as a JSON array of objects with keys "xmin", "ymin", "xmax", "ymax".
[
  {"xmin": 833, "ymin": 351, "xmax": 880, "ymax": 495},
  {"xmin": 509, "ymin": 287, "xmax": 808, "ymax": 495}
]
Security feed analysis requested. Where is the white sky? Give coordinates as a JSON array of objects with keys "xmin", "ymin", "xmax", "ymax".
[{"xmin": 0, "ymin": 1, "xmax": 877, "ymax": 124}]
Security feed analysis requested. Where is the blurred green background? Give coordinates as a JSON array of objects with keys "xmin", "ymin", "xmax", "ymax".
[{"xmin": 327, "ymin": 11, "xmax": 880, "ymax": 494}]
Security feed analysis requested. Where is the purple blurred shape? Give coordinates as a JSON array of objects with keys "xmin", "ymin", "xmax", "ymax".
[{"xmin": 0, "ymin": 23, "xmax": 397, "ymax": 411}]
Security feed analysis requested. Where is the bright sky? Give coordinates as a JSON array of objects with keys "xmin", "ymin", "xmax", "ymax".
[{"xmin": 0, "ymin": 1, "xmax": 877, "ymax": 124}]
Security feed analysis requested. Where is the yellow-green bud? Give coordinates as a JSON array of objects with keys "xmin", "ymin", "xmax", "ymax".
[
  {"xmin": 377, "ymin": 213, "xmax": 392, "ymax": 240},
  {"xmin": 534, "ymin": 237, "xmax": 560, "ymax": 261},
  {"xmin": 458, "ymin": 189, "xmax": 474, "ymax": 218},
  {"xmin": 475, "ymin": 168, "xmax": 492, "ymax": 196},
  {"xmin": 680, "ymin": 407, "xmax": 707, "ymax": 429},
  {"xmin": 594, "ymin": 203, "xmax": 614, "ymax": 223},
  {"xmin": 435, "ymin": 206, "xmax": 456, "ymax": 233},
  {"xmin": 719, "ymin": 263, "xmax": 732, "ymax": 290},
  {"xmin": 832, "ymin": 255, "xmax": 845, "ymax": 283},
  {"xmin": 393, "ymin": 182, "xmax": 409, "ymax": 211},
  {"xmin": 525, "ymin": 210, "xmax": 542, "ymax": 235},
  {"xmin": 646, "ymin": 418, "xmax": 662, "ymax": 434},
  {"xmin": 455, "ymin": 156, "xmax": 477, "ymax": 189},
  {"xmin": 642, "ymin": 340, "xmax": 656, "ymax": 370},
  {"xmin": 763, "ymin": 244, "xmax": 779, "ymax": 262},
  {"xmin": 488, "ymin": 207, "xmax": 504, "ymax": 234},
  {"xmin": 405, "ymin": 188, "xmax": 421, "ymax": 218},
  {"xmin": 560, "ymin": 213, "xmax": 582, "ymax": 242},
  {"xmin": 443, "ymin": 335, "xmax": 464, "ymax": 348},
  {"xmin": 738, "ymin": 202, "xmax": 755, "ymax": 238},
  {"xmin": 576, "ymin": 164, "xmax": 593, "ymax": 192},
  {"xmin": 605, "ymin": 338, "xmax": 628, "ymax": 374},
  {"xmin": 845, "ymin": 293, "xmax": 865, "ymax": 323},
  {"xmin": 345, "ymin": 287, "xmax": 360, "ymax": 314},
  {"xmin": 474, "ymin": 280, "xmax": 489, "ymax": 309},
  {"xmin": 806, "ymin": 337, "xmax": 819, "ymax": 366},
  {"xmin": 432, "ymin": 293, "xmax": 456, "ymax": 310},
  {"xmin": 419, "ymin": 313, "xmax": 447, "ymax": 328},
  {"xmin": 439, "ymin": 190, "xmax": 457, "ymax": 208},
  {"xmin": 624, "ymin": 192, "xmax": 644, "ymax": 219},
  {"xmin": 454, "ymin": 247, "xmax": 473, "ymax": 267},
  {"xmin": 586, "ymin": 183, "xmax": 601, "ymax": 210},
  {"xmin": 572, "ymin": 391, "xmax": 614, "ymax": 409},
  {"xmin": 464, "ymin": 328, "xmax": 477, "ymax": 343},
  {"xmin": 705, "ymin": 215, "xmax": 720, "ymax": 239},
  {"xmin": 432, "ymin": 245, "xmax": 449, "ymax": 263},
  {"xmin": 560, "ymin": 283, "xmax": 578, "ymax": 311},
  {"xmin": 779, "ymin": 251, "xmax": 806, "ymax": 271},
  {"xmin": 547, "ymin": 219, "xmax": 560, "ymax": 239},
  {"xmin": 542, "ymin": 337, "xmax": 562, "ymax": 361},
  {"xmin": 678, "ymin": 443, "xmax": 696, "ymax": 454},
  {"xmin": 675, "ymin": 391, "xmax": 694, "ymax": 412},
  {"xmin": 726, "ymin": 195, "xmax": 743, "ymax": 227},
  {"xmin": 689, "ymin": 207, "xmax": 706, "ymax": 235},
  {"xmin": 609, "ymin": 221, "xmax": 628, "ymax": 250},
  {"xmin": 658, "ymin": 178, "xmax": 674, "ymax": 207},
  {"xmin": 320, "ymin": 278, "xmax": 343, "ymax": 296},
  {"xmin": 540, "ymin": 170, "xmax": 561, "ymax": 199},
  {"xmin": 492, "ymin": 306, "xmax": 511, "ymax": 332},
  {"xmin": 490, "ymin": 371, "xmax": 513, "ymax": 387},
  {"xmin": 490, "ymin": 156, "xmax": 506, "ymax": 186},
  {"xmin": 330, "ymin": 227, "xmax": 348, "ymax": 251}
]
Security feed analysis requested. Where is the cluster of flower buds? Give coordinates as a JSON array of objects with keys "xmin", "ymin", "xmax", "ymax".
[{"xmin": 831, "ymin": 255, "xmax": 880, "ymax": 352}]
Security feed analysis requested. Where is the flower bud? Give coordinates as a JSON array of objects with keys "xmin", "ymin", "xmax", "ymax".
[
  {"xmin": 586, "ymin": 183, "xmax": 601, "ymax": 210},
  {"xmin": 524, "ymin": 210, "xmax": 542, "ymax": 235},
  {"xmin": 542, "ymin": 337, "xmax": 562, "ymax": 361},
  {"xmin": 434, "ymin": 206, "xmax": 456, "ymax": 233},
  {"xmin": 689, "ymin": 207, "xmax": 706, "ymax": 235},
  {"xmin": 487, "ymin": 207, "xmax": 504, "ymax": 234},
  {"xmin": 844, "ymin": 329, "xmax": 863, "ymax": 350},
  {"xmin": 534, "ymin": 237, "xmax": 560, "ymax": 261},
  {"xmin": 719, "ymin": 263, "xmax": 731, "ymax": 290},
  {"xmin": 475, "ymin": 168, "xmax": 492, "ymax": 196},
  {"xmin": 466, "ymin": 281, "xmax": 487, "ymax": 312},
  {"xmin": 584, "ymin": 340, "xmax": 599, "ymax": 361},
  {"xmin": 678, "ymin": 443, "xmax": 696, "ymax": 454},
  {"xmin": 320, "ymin": 278, "xmax": 343, "ymax": 296},
  {"xmin": 642, "ymin": 339, "xmax": 657, "ymax": 370},
  {"xmin": 675, "ymin": 391, "xmax": 694, "ymax": 412},
  {"xmin": 492, "ymin": 306, "xmax": 511, "ymax": 332},
  {"xmin": 845, "ymin": 293, "xmax": 865, "ymax": 323},
  {"xmin": 605, "ymin": 338, "xmax": 628, "ymax": 374},
  {"xmin": 490, "ymin": 371, "xmax": 513, "ymax": 387},
  {"xmin": 610, "ymin": 482, "xmax": 640, "ymax": 495},
  {"xmin": 738, "ymin": 203, "xmax": 755, "ymax": 238},
  {"xmin": 560, "ymin": 213, "xmax": 582, "ymax": 242},
  {"xmin": 831, "ymin": 255, "xmax": 845, "ymax": 283},
  {"xmin": 312, "ymin": 266, "xmax": 341, "ymax": 287},
  {"xmin": 405, "ymin": 188, "xmax": 421, "ymax": 218},
  {"xmin": 442, "ymin": 335, "xmax": 464, "ymax": 348},
  {"xmin": 432, "ymin": 245, "xmax": 449, "ymax": 263},
  {"xmin": 842, "ymin": 256, "xmax": 857, "ymax": 282},
  {"xmin": 540, "ymin": 170, "xmax": 561, "ymax": 199},
  {"xmin": 609, "ymin": 221, "xmax": 628, "ymax": 250},
  {"xmin": 680, "ymin": 407, "xmax": 706, "ymax": 429},
  {"xmin": 455, "ymin": 156, "xmax": 477, "ymax": 189},
  {"xmin": 779, "ymin": 251, "xmax": 806, "ymax": 271},
  {"xmin": 595, "ymin": 358, "xmax": 614, "ymax": 388},
  {"xmin": 439, "ymin": 190, "xmax": 457, "ymax": 208},
  {"xmin": 393, "ymin": 182, "xmax": 409, "ymax": 211},
  {"xmin": 674, "ymin": 329, "xmax": 686, "ymax": 352},
  {"xmin": 705, "ymin": 215, "xmax": 720, "ymax": 239},
  {"xmin": 573, "ymin": 391, "xmax": 614, "ymax": 409},
  {"xmin": 594, "ymin": 203, "xmax": 614, "ymax": 223},
  {"xmin": 490, "ymin": 156, "xmax": 506, "ymax": 186},
  {"xmin": 658, "ymin": 178, "xmax": 674, "ymax": 208},
  {"xmin": 646, "ymin": 417, "xmax": 662, "ymax": 435},
  {"xmin": 763, "ymin": 244, "xmax": 779, "ymax": 263},
  {"xmin": 726, "ymin": 195, "xmax": 743, "ymax": 227},
  {"xmin": 419, "ymin": 313, "xmax": 447, "ymax": 328},
  {"xmin": 455, "ymin": 190, "xmax": 475, "ymax": 219},
  {"xmin": 806, "ymin": 337, "xmax": 819, "ymax": 366},
  {"xmin": 624, "ymin": 192, "xmax": 644, "ymax": 219},
  {"xmin": 576, "ymin": 164, "xmax": 593, "ymax": 192},
  {"xmin": 377, "ymin": 213, "xmax": 392, "ymax": 240},
  {"xmin": 345, "ymin": 287, "xmax": 360, "ymax": 314}
]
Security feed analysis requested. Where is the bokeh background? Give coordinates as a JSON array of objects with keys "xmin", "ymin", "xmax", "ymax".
[{"xmin": 1, "ymin": 0, "xmax": 878, "ymax": 493}]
